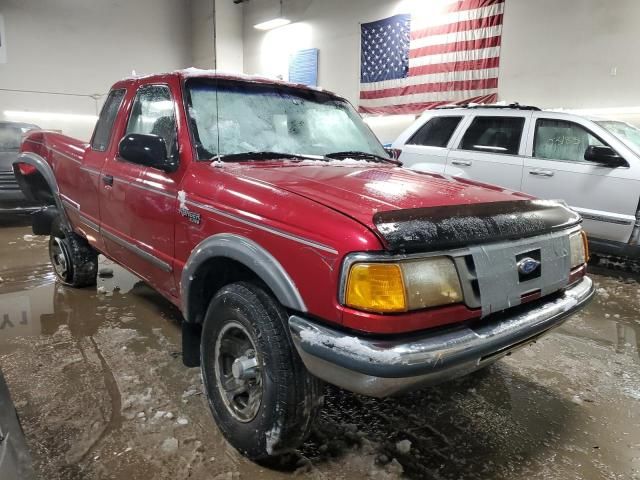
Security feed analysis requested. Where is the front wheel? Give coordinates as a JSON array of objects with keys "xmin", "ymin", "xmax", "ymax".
[
  {"xmin": 49, "ymin": 218, "xmax": 98, "ymax": 287},
  {"xmin": 200, "ymin": 282, "xmax": 322, "ymax": 460}
]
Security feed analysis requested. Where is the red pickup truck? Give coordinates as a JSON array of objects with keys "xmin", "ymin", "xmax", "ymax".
[{"xmin": 13, "ymin": 70, "xmax": 594, "ymax": 460}]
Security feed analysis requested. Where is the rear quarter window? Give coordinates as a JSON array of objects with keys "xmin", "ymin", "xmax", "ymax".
[
  {"xmin": 91, "ymin": 89, "xmax": 126, "ymax": 152},
  {"xmin": 407, "ymin": 116, "xmax": 462, "ymax": 147}
]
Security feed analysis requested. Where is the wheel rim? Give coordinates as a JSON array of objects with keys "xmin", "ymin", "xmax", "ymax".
[
  {"xmin": 51, "ymin": 237, "xmax": 69, "ymax": 279},
  {"xmin": 214, "ymin": 321, "xmax": 263, "ymax": 423}
]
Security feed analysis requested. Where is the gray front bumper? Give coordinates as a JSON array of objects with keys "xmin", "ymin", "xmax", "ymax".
[{"xmin": 289, "ymin": 276, "xmax": 594, "ymax": 397}]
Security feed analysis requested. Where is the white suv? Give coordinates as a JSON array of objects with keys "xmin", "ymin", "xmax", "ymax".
[{"xmin": 393, "ymin": 105, "xmax": 640, "ymax": 258}]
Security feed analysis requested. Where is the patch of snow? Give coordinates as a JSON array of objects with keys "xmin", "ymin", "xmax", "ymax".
[
  {"xmin": 296, "ymin": 158, "xmax": 376, "ymax": 167},
  {"xmin": 23, "ymin": 234, "xmax": 35, "ymax": 241},
  {"xmin": 178, "ymin": 190, "xmax": 187, "ymax": 210},
  {"xmin": 161, "ymin": 437, "xmax": 179, "ymax": 453},
  {"xmin": 265, "ymin": 422, "xmax": 282, "ymax": 455},
  {"xmin": 299, "ymin": 329, "xmax": 401, "ymax": 364},
  {"xmin": 97, "ymin": 286, "xmax": 107, "ymax": 294},
  {"xmin": 177, "ymin": 417, "xmax": 189, "ymax": 425},
  {"xmin": 182, "ymin": 388, "xmax": 199, "ymax": 398},
  {"xmin": 395, "ymin": 439, "xmax": 412, "ymax": 454}
]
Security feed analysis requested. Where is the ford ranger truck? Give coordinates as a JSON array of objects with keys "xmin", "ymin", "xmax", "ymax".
[{"xmin": 13, "ymin": 70, "xmax": 594, "ymax": 461}]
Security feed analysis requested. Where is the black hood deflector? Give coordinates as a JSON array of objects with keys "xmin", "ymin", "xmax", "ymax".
[{"xmin": 373, "ymin": 200, "xmax": 581, "ymax": 253}]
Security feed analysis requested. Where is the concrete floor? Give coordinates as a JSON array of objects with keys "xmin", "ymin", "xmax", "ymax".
[{"xmin": 0, "ymin": 216, "xmax": 639, "ymax": 480}]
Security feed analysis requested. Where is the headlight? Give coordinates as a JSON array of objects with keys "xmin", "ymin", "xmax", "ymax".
[
  {"xmin": 569, "ymin": 230, "xmax": 589, "ymax": 268},
  {"xmin": 344, "ymin": 257, "xmax": 463, "ymax": 313}
]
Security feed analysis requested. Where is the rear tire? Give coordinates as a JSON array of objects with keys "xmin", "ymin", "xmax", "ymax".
[
  {"xmin": 200, "ymin": 282, "xmax": 322, "ymax": 461},
  {"xmin": 49, "ymin": 218, "xmax": 98, "ymax": 287}
]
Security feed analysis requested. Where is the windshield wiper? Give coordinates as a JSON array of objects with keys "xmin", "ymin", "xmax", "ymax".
[
  {"xmin": 214, "ymin": 151, "xmax": 327, "ymax": 162},
  {"xmin": 325, "ymin": 151, "xmax": 397, "ymax": 164}
]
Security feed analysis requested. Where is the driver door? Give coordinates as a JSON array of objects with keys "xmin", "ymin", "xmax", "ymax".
[
  {"xmin": 521, "ymin": 115, "xmax": 637, "ymax": 243},
  {"xmin": 101, "ymin": 84, "xmax": 180, "ymax": 297}
]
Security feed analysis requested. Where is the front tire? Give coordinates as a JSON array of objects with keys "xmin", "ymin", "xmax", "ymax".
[
  {"xmin": 49, "ymin": 218, "xmax": 98, "ymax": 287},
  {"xmin": 200, "ymin": 282, "xmax": 322, "ymax": 460}
]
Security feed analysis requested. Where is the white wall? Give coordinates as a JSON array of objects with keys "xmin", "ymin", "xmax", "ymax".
[
  {"xmin": 191, "ymin": 0, "xmax": 216, "ymax": 69},
  {"xmin": 243, "ymin": 0, "xmax": 394, "ymax": 100},
  {"xmin": 243, "ymin": 0, "xmax": 640, "ymax": 143},
  {"xmin": 215, "ymin": 0, "xmax": 244, "ymax": 72},
  {"xmin": 0, "ymin": 0, "xmax": 192, "ymax": 140}
]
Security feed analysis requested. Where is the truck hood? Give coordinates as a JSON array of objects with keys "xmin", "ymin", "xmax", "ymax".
[
  {"xmin": 233, "ymin": 162, "xmax": 530, "ymax": 227},
  {"xmin": 232, "ymin": 162, "xmax": 581, "ymax": 252}
]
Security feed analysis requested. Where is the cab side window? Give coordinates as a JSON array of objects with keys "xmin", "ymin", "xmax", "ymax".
[
  {"xmin": 459, "ymin": 116, "xmax": 525, "ymax": 155},
  {"xmin": 126, "ymin": 85, "xmax": 177, "ymax": 158},
  {"xmin": 91, "ymin": 89, "xmax": 126, "ymax": 152},
  {"xmin": 534, "ymin": 118, "xmax": 605, "ymax": 162},
  {"xmin": 407, "ymin": 116, "xmax": 462, "ymax": 147}
]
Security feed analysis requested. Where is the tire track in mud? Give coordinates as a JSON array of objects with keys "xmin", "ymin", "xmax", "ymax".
[{"xmin": 72, "ymin": 335, "xmax": 124, "ymax": 464}]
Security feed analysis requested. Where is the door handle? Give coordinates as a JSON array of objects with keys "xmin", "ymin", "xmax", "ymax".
[
  {"xmin": 529, "ymin": 169, "xmax": 554, "ymax": 177},
  {"xmin": 102, "ymin": 174, "xmax": 114, "ymax": 186},
  {"xmin": 451, "ymin": 160, "xmax": 472, "ymax": 167}
]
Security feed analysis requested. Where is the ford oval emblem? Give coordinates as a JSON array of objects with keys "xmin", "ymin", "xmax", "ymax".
[{"xmin": 517, "ymin": 257, "xmax": 540, "ymax": 275}]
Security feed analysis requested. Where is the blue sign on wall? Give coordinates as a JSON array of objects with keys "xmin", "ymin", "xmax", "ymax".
[{"xmin": 289, "ymin": 48, "xmax": 318, "ymax": 87}]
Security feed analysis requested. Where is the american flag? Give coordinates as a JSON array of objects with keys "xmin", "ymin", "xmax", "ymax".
[{"xmin": 359, "ymin": 0, "xmax": 504, "ymax": 115}]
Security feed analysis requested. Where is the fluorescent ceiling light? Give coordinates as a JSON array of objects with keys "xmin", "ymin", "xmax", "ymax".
[
  {"xmin": 3, "ymin": 110, "xmax": 98, "ymax": 122},
  {"xmin": 254, "ymin": 18, "xmax": 291, "ymax": 30}
]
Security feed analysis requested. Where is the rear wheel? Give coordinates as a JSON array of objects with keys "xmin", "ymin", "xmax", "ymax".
[
  {"xmin": 49, "ymin": 218, "xmax": 98, "ymax": 287},
  {"xmin": 200, "ymin": 282, "xmax": 322, "ymax": 460}
]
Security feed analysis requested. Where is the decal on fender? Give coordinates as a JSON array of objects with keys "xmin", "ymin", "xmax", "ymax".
[{"xmin": 179, "ymin": 207, "xmax": 201, "ymax": 225}]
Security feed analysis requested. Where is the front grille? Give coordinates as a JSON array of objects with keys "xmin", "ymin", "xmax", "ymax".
[
  {"xmin": 452, "ymin": 230, "xmax": 573, "ymax": 317},
  {"xmin": 0, "ymin": 170, "xmax": 20, "ymax": 191},
  {"xmin": 454, "ymin": 254, "xmax": 481, "ymax": 309}
]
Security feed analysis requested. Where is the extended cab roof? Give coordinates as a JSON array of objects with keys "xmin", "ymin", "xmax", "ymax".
[{"xmin": 110, "ymin": 68, "xmax": 338, "ymax": 98}]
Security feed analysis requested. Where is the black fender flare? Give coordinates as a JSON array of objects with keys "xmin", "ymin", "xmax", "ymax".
[
  {"xmin": 12, "ymin": 152, "xmax": 71, "ymax": 230},
  {"xmin": 181, "ymin": 233, "xmax": 307, "ymax": 323}
]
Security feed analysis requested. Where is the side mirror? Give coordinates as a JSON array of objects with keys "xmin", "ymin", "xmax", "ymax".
[
  {"xmin": 584, "ymin": 145, "xmax": 627, "ymax": 167},
  {"xmin": 118, "ymin": 133, "xmax": 178, "ymax": 172}
]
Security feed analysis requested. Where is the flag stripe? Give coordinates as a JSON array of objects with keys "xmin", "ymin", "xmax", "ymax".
[
  {"xmin": 411, "ymin": 13, "xmax": 503, "ymax": 40},
  {"xmin": 409, "ymin": 34, "xmax": 501, "ymax": 59},
  {"xmin": 361, "ymin": 67, "xmax": 499, "ymax": 91},
  {"xmin": 360, "ymin": 77, "xmax": 498, "ymax": 100},
  {"xmin": 411, "ymin": 24, "xmax": 502, "ymax": 50},
  {"xmin": 360, "ymin": 88, "xmax": 498, "ymax": 108},
  {"xmin": 407, "ymin": 56, "xmax": 500, "ymax": 77},
  {"xmin": 359, "ymin": 94, "xmax": 498, "ymax": 115},
  {"xmin": 409, "ymin": 46, "xmax": 500, "ymax": 68},
  {"xmin": 442, "ymin": 0, "xmax": 504, "ymax": 15},
  {"xmin": 410, "ymin": 3, "xmax": 504, "ymax": 31}
]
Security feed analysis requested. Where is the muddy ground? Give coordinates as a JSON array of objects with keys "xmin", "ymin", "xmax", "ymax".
[{"xmin": 0, "ymin": 215, "xmax": 639, "ymax": 480}]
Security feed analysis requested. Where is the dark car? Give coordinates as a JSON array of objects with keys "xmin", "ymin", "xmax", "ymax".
[
  {"xmin": 0, "ymin": 121, "xmax": 40, "ymax": 213},
  {"xmin": 0, "ymin": 367, "xmax": 36, "ymax": 480}
]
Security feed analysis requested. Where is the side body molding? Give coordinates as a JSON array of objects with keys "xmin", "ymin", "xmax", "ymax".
[
  {"xmin": 12, "ymin": 152, "xmax": 71, "ymax": 229},
  {"xmin": 181, "ymin": 233, "xmax": 307, "ymax": 323}
]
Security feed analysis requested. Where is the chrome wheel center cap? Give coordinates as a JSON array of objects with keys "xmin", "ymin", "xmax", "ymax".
[{"xmin": 231, "ymin": 356, "xmax": 258, "ymax": 380}]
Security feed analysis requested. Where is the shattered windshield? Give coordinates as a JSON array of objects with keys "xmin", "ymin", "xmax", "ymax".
[
  {"xmin": 185, "ymin": 78, "xmax": 388, "ymax": 161},
  {"xmin": 597, "ymin": 120, "xmax": 640, "ymax": 156}
]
